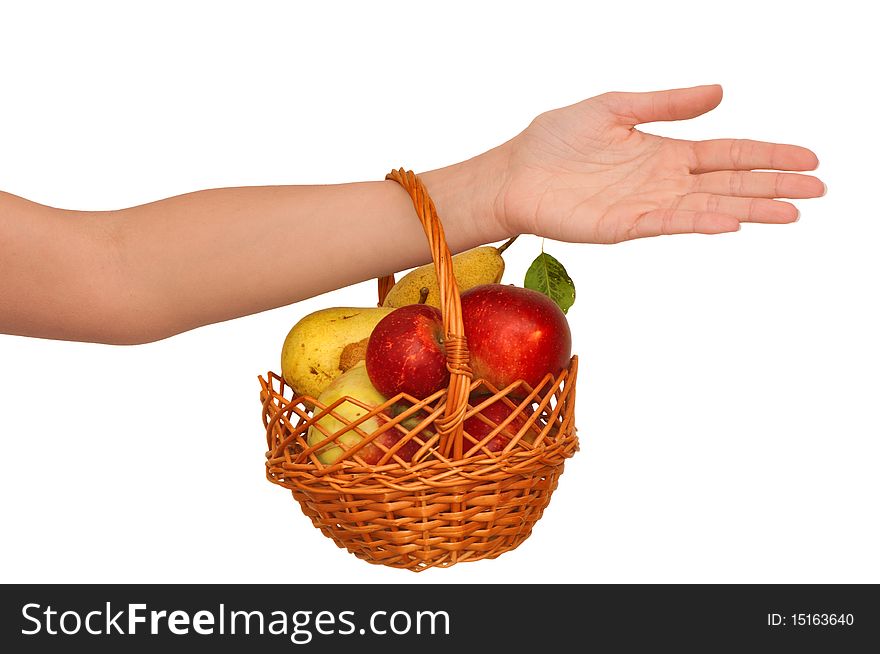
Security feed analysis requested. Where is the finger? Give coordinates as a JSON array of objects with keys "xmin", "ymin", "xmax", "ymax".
[
  {"xmin": 677, "ymin": 194, "xmax": 799, "ymax": 224},
  {"xmin": 692, "ymin": 139, "xmax": 819, "ymax": 173},
  {"xmin": 622, "ymin": 210, "xmax": 740, "ymax": 241},
  {"xmin": 600, "ymin": 84, "xmax": 723, "ymax": 126},
  {"xmin": 694, "ymin": 171, "xmax": 826, "ymax": 198}
]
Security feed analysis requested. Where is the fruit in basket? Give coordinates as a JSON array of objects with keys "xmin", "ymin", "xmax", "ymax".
[
  {"xmin": 381, "ymin": 239, "xmax": 516, "ymax": 308},
  {"xmin": 464, "ymin": 399, "xmax": 537, "ymax": 453},
  {"xmin": 365, "ymin": 304, "xmax": 449, "ymax": 398},
  {"xmin": 461, "ymin": 284, "xmax": 571, "ymax": 393},
  {"xmin": 306, "ymin": 362, "xmax": 420, "ymax": 465},
  {"xmin": 281, "ymin": 307, "xmax": 394, "ymax": 399}
]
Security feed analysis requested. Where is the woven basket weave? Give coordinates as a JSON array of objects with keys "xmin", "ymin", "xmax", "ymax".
[{"xmin": 259, "ymin": 169, "xmax": 579, "ymax": 571}]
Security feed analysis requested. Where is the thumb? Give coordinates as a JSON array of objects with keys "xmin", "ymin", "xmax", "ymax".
[{"xmin": 599, "ymin": 84, "xmax": 723, "ymax": 126}]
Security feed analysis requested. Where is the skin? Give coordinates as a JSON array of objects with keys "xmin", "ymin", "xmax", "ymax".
[{"xmin": 0, "ymin": 85, "xmax": 823, "ymax": 345}]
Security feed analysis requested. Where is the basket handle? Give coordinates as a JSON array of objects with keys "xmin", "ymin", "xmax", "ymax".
[
  {"xmin": 377, "ymin": 274, "xmax": 395, "ymax": 306},
  {"xmin": 379, "ymin": 168, "xmax": 472, "ymax": 459}
]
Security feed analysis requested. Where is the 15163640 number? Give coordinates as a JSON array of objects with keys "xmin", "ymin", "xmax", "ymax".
[{"xmin": 768, "ymin": 613, "xmax": 855, "ymax": 627}]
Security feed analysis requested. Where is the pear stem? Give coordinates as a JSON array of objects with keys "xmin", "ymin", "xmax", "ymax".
[{"xmin": 496, "ymin": 235, "xmax": 519, "ymax": 255}]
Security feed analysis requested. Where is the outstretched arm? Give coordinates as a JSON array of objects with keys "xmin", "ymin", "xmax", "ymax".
[
  {"xmin": 0, "ymin": 85, "xmax": 823, "ymax": 345},
  {"xmin": 0, "ymin": 171, "xmax": 504, "ymax": 345}
]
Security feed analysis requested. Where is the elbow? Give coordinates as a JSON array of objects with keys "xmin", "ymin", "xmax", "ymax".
[
  {"xmin": 74, "ymin": 274, "xmax": 181, "ymax": 346},
  {"xmin": 87, "ymin": 321, "xmax": 179, "ymax": 347},
  {"xmin": 0, "ymin": 206, "xmax": 182, "ymax": 346},
  {"xmin": 87, "ymin": 293, "xmax": 180, "ymax": 346},
  {"xmin": 78, "ymin": 220, "xmax": 183, "ymax": 346}
]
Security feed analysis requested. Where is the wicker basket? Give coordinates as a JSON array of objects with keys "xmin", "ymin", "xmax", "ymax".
[{"xmin": 259, "ymin": 169, "xmax": 579, "ymax": 571}]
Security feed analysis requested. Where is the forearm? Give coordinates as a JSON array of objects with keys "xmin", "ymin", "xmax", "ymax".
[{"xmin": 107, "ymin": 155, "xmax": 509, "ymax": 342}]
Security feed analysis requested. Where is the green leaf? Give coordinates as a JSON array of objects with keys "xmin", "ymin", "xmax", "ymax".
[{"xmin": 524, "ymin": 252, "xmax": 576, "ymax": 314}]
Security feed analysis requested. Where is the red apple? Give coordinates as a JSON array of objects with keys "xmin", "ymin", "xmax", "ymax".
[
  {"xmin": 362, "ymin": 427, "xmax": 422, "ymax": 464},
  {"xmin": 461, "ymin": 284, "xmax": 571, "ymax": 393},
  {"xmin": 360, "ymin": 401, "xmax": 438, "ymax": 465},
  {"xmin": 366, "ymin": 304, "xmax": 449, "ymax": 399},
  {"xmin": 358, "ymin": 404, "xmax": 433, "ymax": 465},
  {"xmin": 464, "ymin": 399, "xmax": 536, "ymax": 452},
  {"xmin": 361, "ymin": 401, "xmax": 430, "ymax": 464},
  {"xmin": 373, "ymin": 402, "xmax": 436, "ymax": 463}
]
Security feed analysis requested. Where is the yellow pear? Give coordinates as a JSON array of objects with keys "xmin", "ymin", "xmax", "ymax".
[
  {"xmin": 306, "ymin": 362, "xmax": 386, "ymax": 465},
  {"xmin": 381, "ymin": 238, "xmax": 516, "ymax": 308},
  {"xmin": 281, "ymin": 306, "xmax": 393, "ymax": 399}
]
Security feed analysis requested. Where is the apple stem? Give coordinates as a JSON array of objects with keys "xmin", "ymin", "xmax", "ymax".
[
  {"xmin": 418, "ymin": 287, "xmax": 430, "ymax": 304},
  {"xmin": 496, "ymin": 235, "xmax": 519, "ymax": 255}
]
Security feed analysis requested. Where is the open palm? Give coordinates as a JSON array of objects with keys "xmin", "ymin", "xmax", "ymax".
[{"xmin": 495, "ymin": 85, "xmax": 823, "ymax": 244}]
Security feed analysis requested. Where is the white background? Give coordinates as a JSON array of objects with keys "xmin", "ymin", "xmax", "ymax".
[{"xmin": 1, "ymin": 1, "xmax": 877, "ymax": 584}]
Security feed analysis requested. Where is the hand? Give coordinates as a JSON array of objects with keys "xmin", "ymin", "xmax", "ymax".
[{"xmin": 490, "ymin": 85, "xmax": 823, "ymax": 244}]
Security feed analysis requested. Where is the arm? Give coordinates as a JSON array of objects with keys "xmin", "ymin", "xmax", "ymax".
[
  {"xmin": 106, "ymin": 164, "xmax": 507, "ymax": 344},
  {"xmin": 0, "ymin": 192, "xmax": 126, "ymax": 342},
  {"xmin": 0, "ymin": 85, "xmax": 824, "ymax": 345},
  {"xmin": 0, "ymin": 163, "xmax": 506, "ymax": 345}
]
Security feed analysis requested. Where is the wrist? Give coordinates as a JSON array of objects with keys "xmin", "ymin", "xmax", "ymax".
[{"xmin": 418, "ymin": 145, "xmax": 514, "ymax": 252}]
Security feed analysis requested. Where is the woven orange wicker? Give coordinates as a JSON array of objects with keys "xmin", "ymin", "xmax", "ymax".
[{"xmin": 259, "ymin": 169, "xmax": 579, "ymax": 571}]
